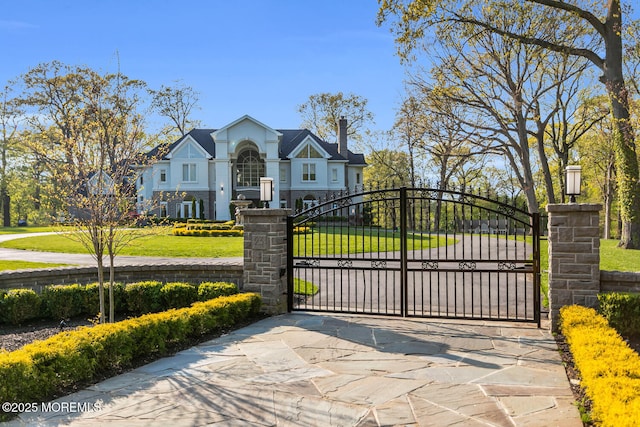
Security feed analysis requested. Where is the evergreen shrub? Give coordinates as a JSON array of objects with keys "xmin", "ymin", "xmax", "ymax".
[
  {"xmin": 560, "ymin": 305, "xmax": 640, "ymax": 427},
  {"xmin": 42, "ymin": 284, "xmax": 86, "ymax": 320},
  {"xmin": 160, "ymin": 282, "xmax": 198, "ymax": 309},
  {"xmin": 85, "ymin": 282, "xmax": 126, "ymax": 317},
  {"xmin": 125, "ymin": 281, "xmax": 164, "ymax": 314},
  {"xmin": 197, "ymin": 282, "xmax": 238, "ymax": 301},
  {"xmin": 0, "ymin": 289, "xmax": 41, "ymax": 325},
  {"xmin": 598, "ymin": 292, "xmax": 640, "ymax": 337}
]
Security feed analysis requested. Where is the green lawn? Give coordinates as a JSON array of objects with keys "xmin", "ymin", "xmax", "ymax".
[
  {"xmin": 0, "ymin": 260, "xmax": 70, "ymax": 271},
  {"xmin": 0, "ymin": 226, "xmax": 57, "ymax": 234},
  {"xmin": 599, "ymin": 239, "xmax": 640, "ymax": 272},
  {"xmin": 0, "ymin": 231, "xmax": 244, "ymax": 258}
]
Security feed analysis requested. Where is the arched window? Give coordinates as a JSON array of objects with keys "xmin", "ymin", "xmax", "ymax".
[{"xmin": 236, "ymin": 149, "xmax": 264, "ymax": 187}]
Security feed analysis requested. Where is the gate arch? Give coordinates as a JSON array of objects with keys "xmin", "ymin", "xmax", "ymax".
[{"xmin": 287, "ymin": 187, "xmax": 541, "ymax": 325}]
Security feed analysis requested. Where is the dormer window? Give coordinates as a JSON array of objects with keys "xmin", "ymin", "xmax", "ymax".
[{"xmin": 296, "ymin": 144, "xmax": 323, "ymax": 159}]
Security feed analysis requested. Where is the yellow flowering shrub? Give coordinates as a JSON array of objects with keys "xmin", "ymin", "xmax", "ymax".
[
  {"xmin": 560, "ymin": 305, "xmax": 640, "ymax": 427},
  {"xmin": 0, "ymin": 292, "xmax": 261, "ymax": 421}
]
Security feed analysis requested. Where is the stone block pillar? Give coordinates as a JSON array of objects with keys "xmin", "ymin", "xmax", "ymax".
[
  {"xmin": 242, "ymin": 208, "xmax": 290, "ymax": 314},
  {"xmin": 546, "ymin": 203, "xmax": 601, "ymax": 331}
]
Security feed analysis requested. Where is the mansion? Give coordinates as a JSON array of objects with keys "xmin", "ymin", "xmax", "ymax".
[{"xmin": 135, "ymin": 115, "xmax": 367, "ymax": 221}]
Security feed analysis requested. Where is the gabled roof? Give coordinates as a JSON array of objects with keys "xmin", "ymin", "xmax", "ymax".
[
  {"xmin": 146, "ymin": 129, "xmax": 215, "ymax": 160},
  {"xmin": 148, "ymin": 127, "xmax": 367, "ymax": 165},
  {"xmin": 211, "ymin": 114, "xmax": 282, "ymax": 141}
]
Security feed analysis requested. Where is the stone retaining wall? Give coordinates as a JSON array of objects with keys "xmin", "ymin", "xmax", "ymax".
[
  {"xmin": 600, "ymin": 270, "xmax": 640, "ymax": 293},
  {"xmin": 0, "ymin": 263, "xmax": 243, "ymax": 293}
]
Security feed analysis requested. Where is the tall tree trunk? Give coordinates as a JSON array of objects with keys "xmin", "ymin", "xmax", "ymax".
[
  {"xmin": 512, "ymin": 90, "xmax": 540, "ymax": 215},
  {"xmin": 2, "ymin": 192, "xmax": 10, "ymax": 226},
  {"xmin": 602, "ymin": 3, "xmax": 640, "ymax": 248},
  {"xmin": 603, "ymin": 161, "xmax": 615, "ymax": 240},
  {"xmin": 535, "ymin": 128, "xmax": 556, "ymax": 204},
  {"xmin": 608, "ymin": 92, "xmax": 640, "ymax": 248}
]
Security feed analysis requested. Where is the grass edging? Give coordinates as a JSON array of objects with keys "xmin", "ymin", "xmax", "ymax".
[
  {"xmin": 0, "ymin": 292, "xmax": 262, "ymax": 421},
  {"xmin": 560, "ymin": 305, "xmax": 640, "ymax": 426}
]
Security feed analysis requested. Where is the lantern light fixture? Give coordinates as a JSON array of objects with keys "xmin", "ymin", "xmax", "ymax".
[
  {"xmin": 260, "ymin": 177, "xmax": 273, "ymax": 208},
  {"xmin": 565, "ymin": 165, "xmax": 582, "ymax": 203}
]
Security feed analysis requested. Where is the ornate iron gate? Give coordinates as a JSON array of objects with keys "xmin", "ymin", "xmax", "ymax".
[{"xmin": 287, "ymin": 187, "xmax": 541, "ymax": 325}]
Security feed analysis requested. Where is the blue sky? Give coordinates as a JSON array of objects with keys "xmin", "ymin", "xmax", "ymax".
[{"xmin": 1, "ymin": 0, "xmax": 407, "ymax": 134}]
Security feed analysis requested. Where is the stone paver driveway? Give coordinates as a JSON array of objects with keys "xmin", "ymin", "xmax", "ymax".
[{"xmin": 8, "ymin": 313, "xmax": 582, "ymax": 426}]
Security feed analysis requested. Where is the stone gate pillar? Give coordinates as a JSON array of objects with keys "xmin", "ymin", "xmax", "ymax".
[
  {"xmin": 546, "ymin": 203, "xmax": 601, "ymax": 331},
  {"xmin": 241, "ymin": 208, "xmax": 290, "ymax": 314}
]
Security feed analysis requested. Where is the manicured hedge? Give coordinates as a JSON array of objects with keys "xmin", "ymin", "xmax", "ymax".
[
  {"xmin": 293, "ymin": 226, "xmax": 311, "ymax": 234},
  {"xmin": 124, "ymin": 281, "xmax": 164, "ymax": 314},
  {"xmin": 42, "ymin": 284, "xmax": 86, "ymax": 320},
  {"xmin": 172, "ymin": 220, "xmax": 243, "ymax": 236},
  {"xmin": 0, "ymin": 290, "xmax": 41, "ymax": 325},
  {"xmin": 560, "ymin": 305, "xmax": 640, "ymax": 427},
  {"xmin": 172, "ymin": 228, "xmax": 243, "ymax": 237},
  {"xmin": 0, "ymin": 281, "xmax": 241, "ymax": 324},
  {"xmin": 0, "ymin": 292, "xmax": 262, "ymax": 421},
  {"xmin": 161, "ymin": 282, "xmax": 198, "ymax": 309},
  {"xmin": 85, "ymin": 282, "xmax": 126, "ymax": 316},
  {"xmin": 598, "ymin": 292, "xmax": 640, "ymax": 337},
  {"xmin": 198, "ymin": 282, "xmax": 239, "ymax": 301}
]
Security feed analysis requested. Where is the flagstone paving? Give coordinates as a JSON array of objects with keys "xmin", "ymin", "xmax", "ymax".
[{"xmin": 7, "ymin": 313, "xmax": 582, "ymax": 426}]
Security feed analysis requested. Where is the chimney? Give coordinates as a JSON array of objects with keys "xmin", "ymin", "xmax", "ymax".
[{"xmin": 338, "ymin": 116, "xmax": 348, "ymax": 158}]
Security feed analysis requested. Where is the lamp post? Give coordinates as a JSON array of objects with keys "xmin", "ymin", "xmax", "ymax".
[
  {"xmin": 260, "ymin": 177, "xmax": 273, "ymax": 208},
  {"xmin": 565, "ymin": 165, "xmax": 582, "ymax": 203}
]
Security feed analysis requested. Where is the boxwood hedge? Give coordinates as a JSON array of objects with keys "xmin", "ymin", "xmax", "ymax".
[{"xmin": 0, "ymin": 292, "xmax": 261, "ymax": 421}]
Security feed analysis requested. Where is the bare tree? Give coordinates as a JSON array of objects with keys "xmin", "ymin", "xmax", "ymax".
[
  {"xmin": 391, "ymin": 95, "xmax": 426, "ymax": 188},
  {"xmin": 19, "ymin": 61, "xmax": 166, "ymax": 323},
  {"xmin": 379, "ymin": 0, "xmax": 640, "ymax": 247},
  {"xmin": 408, "ymin": 18, "xmax": 552, "ymax": 214},
  {"xmin": 150, "ymin": 81, "xmax": 201, "ymax": 137},
  {"xmin": 298, "ymin": 92, "xmax": 374, "ymax": 145}
]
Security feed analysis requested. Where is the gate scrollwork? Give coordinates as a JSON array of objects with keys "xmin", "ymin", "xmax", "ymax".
[
  {"xmin": 458, "ymin": 261, "xmax": 477, "ymax": 271},
  {"xmin": 337, "ymin": 259, "xmax": 353, "ymax": 268},
  {"xmin": 498, "ymin": 262, "xmax": 516, "ymax": 270},
  {"xmin": 371, "ymin": 260, "xmax": 387, "ymax": 269},
  {"xmin": 422, "ymin": 261, "xmax": 439, "ymax": 270}
]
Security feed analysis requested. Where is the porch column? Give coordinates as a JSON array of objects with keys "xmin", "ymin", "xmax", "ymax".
[
  {"xmin": 242, "ymin": 208, "xmax": 290, "ymax": 314},
  {"xmin": 546, "ymin": 203, "xmax": 602, "ymax": 332}
]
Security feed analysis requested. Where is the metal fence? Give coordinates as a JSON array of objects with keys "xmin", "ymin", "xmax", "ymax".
[{"xmin": 287, "ymin": 186, "xmax": 540, "ymax": 325}]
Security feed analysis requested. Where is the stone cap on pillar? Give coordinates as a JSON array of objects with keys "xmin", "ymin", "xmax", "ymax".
[
  {"xmin": 546, "ymin": 203, "xmax": 602, "ymax": 213},
  {"xmin": 241, "ymin": 208, "xmax": 292, "ymax": 218}
]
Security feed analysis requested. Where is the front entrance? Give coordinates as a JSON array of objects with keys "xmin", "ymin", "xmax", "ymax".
[{"xmin": 287, "ymin": 187, "xmax": 540, "ymax": 325}]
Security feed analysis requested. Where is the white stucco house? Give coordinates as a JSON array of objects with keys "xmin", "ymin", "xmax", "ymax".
[{"xmin": 135, "ymin": 115, "xmax": 366, "ymax": 221}]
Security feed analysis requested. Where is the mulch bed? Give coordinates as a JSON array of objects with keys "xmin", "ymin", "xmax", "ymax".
[
  {"xmin": 0, "ymin": 314, "xmax": 266, "ymax": 353},
  {"xmin": 0, "ymin": 317, "xmax": 100, "ymax": 352}
]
